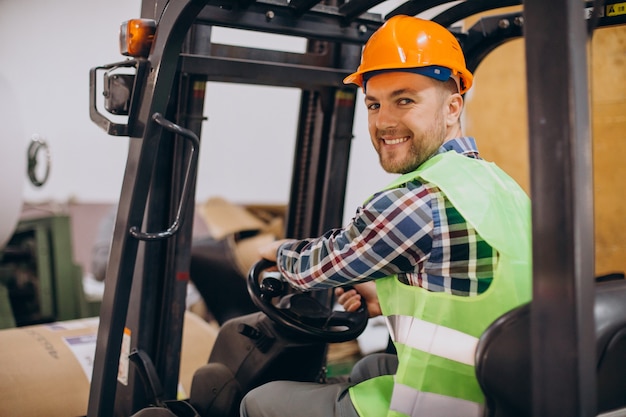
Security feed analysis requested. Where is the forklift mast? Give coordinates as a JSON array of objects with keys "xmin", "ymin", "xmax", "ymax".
[{"xmin": 87, "ymin": 1, "xmax": 626, "ymax": 417}]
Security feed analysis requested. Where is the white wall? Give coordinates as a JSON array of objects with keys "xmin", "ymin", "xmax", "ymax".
[
  {"xmin": 0, "ymin": 0, "xmax": 138, "ymax": 203},
  {"xmin": 0, "ymin": 0, "xmax": 395, "ymax": 226}
]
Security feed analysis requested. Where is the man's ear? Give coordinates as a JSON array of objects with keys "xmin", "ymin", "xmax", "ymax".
[{"xmin": 445, "ymin": 93, "xmax": 464, "ymax": 126}]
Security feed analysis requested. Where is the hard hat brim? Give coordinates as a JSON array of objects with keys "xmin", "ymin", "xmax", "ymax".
[{"xmin": 344, "ymin": 66, "xmax": 453, "ymax": 90}]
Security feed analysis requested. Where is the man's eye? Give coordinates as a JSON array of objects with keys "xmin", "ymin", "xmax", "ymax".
[
  {"xmin": 367, "ymin": 103, "xmax": 379, "ymax": 110},
  {"xmin": 398, "ymin": 98, "xmax": 413, "ymax": 105}
]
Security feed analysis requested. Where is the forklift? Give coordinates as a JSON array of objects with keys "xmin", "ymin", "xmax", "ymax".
[{"xmin": 87, "ymin": 1, "xmax": 626, "ymax": 416}]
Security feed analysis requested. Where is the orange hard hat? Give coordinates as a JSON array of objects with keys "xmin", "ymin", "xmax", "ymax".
[{"xmin": 344, "ymin": 15, "xmax": 473, "ymax": 94}]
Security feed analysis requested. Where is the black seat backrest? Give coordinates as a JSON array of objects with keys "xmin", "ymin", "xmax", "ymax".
[{"xmin": 475, "ymin": 279, "xmax": 626, "ymax": 417}]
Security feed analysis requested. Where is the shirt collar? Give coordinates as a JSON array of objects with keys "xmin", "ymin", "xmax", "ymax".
[{"xmin": 436, "ymin": 137, "xmax": 480, "ymax": 157}]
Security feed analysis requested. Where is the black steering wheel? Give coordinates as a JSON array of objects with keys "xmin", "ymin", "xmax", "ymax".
[{"xmin": 247, "ymin": 259, "xmax": 369, "ymax": 343}]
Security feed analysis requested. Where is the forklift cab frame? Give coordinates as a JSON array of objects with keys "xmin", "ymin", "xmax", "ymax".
[{"xmin": 87, "ymin": 1, "xmax": 626, "ymax": 417}]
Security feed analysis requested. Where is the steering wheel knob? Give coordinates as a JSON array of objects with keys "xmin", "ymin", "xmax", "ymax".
[{"xmin": 260, "ymin": 276, "xmax": 286, "ymax": 298}]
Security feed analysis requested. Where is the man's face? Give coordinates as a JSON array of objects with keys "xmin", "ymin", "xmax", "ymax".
[{"xmin": 364, "ymin": 71, "xmax": 451, "ymax": 174}]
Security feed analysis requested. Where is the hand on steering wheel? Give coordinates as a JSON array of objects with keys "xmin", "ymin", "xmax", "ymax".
[{"xmin": 247, "ymin": 259, "xmax": 369, "ymax": 343}]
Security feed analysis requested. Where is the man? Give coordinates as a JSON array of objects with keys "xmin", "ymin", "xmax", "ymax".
[{"xmin": 241, "ymin": 15, "xmax": 532, "ymax": 417}]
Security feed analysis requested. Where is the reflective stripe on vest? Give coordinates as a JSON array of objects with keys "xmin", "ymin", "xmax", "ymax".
[
  {"xmin": 389, "ymin": 383, "xmax": 482, "ymax": 417},
  {"xmin": 386, "ymin": 314, "xmax": 479, "ymax": 366}
]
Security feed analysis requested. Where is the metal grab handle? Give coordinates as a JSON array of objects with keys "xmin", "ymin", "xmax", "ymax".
[{"xmin": 130, "ymin": 112, "xmax": 199, "ymax": 241}]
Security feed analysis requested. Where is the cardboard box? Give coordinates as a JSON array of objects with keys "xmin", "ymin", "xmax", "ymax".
[
  {"xmin": 197, "ymin": 197, "xmax": 285, "ymax": 276},
  {"xmin": 0, "ymin": 312, "xmax": 217, "ymax": 417}
]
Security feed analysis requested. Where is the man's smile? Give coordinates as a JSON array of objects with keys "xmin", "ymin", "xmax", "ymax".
[{"xmin": 381, "ymin": 136, "xmax": 410, "ymax": 145}]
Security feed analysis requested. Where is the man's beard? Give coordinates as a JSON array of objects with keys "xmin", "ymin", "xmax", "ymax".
[{"xmin": 379, "ymin": 118, "xmax": 446, "ymax": 174}]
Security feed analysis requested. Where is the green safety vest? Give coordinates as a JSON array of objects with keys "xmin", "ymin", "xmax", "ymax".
[{"xmin": 349, "ymin": 151, "xmax": 532, "ymax": 417}]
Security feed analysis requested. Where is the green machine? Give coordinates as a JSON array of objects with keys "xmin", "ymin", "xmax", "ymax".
[{"xmin": 0, "ymin": 214, "xmax": 99, "ymax": 329}]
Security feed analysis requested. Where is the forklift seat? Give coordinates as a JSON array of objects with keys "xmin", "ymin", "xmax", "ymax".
[{"xmin": 475, "ymin": 279, "xmax": 626, "ymax": 417}]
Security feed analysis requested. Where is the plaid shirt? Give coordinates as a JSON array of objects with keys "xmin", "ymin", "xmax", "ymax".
[{"xmin": 277, "ymin": 137, "xmax": 496, "ymax": 296}]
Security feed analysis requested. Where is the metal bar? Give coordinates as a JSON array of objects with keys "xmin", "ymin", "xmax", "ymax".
[
  {"xmin": 459, "ymin": 5, "xmax": 624, "ymax": 74},
  {"xmin": 286, "ymin": 89, "xmax": 323, "ymax": 239},
  {"xmin": 339, "ymin": 0, "xmax": 388, "ymax": 21},
  {"xmin": 151, "ymin": 118, "xmax": 197, "ymax": 403},
  {"xmin": 204, "ymin": 43, "xmax": 332, "ymax": 67},
  {"xmin": 386, "ymin": 0, "xmax": 454, "ymax": 19},
  {"xmin": 120, "ymin": 132, "xmax": 176, "ymax": 415},
  {"xmin": 432, "ymin": 0, "xmax": 522, "ymax": 28},
  {"xmin": 462, "ymin": 12, "xmax": 524, "ymax": 73},
  {"xmin": 151, "ymin": 34, "xmax": 208, "ymax": 401},
  {"xmin": 196, "ymin": 2, "xmax": 381, "ymax": 44},
  {"xmin": 524, "ymin": 0, "xmax": 596, "ymax": 416},
  {"xmin": 317, "ymin": 88, "xmax": 357, "ymax": 234},
  {"xmin": 87, "ymin": 1, "xmax": 210, "ymax": 416},
  {"xmin": 288, "ymin": 0, "xmax": 324, "ymax": 16},
  {"xmin": 180, "ymin": 54, "xmax": 352, "ymax": 88}
]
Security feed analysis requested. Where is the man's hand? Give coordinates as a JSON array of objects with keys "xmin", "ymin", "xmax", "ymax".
[
  {"xmin": 258, "ymin": 239, "xmax": 295, "ymax": 262},
  {"xmin": 335, "ymin": 281, "xmax": 382, "ymax": 318}
]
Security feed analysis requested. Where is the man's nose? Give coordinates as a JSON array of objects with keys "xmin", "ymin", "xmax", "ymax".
[{"xmin": 375, "ymin": 105, "xmax": 398, "ymax": 129}]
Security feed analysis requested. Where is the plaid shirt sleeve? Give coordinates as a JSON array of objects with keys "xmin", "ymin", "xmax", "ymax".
[{"xmin": 276, "ymin": 185, "xmax": 434, "ymax": 290}]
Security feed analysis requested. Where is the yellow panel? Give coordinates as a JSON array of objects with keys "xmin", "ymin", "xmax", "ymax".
[
  {"xmin": 464, "ymin": 38, "xmax": 529, "ymax": 194},
  {"xmin": 463, "ymin": 20, "xmax": 626, "ymax": 276},
  {"xmin": 591, "ymin": 26, "xmax": 626, "ymax": 276}
]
